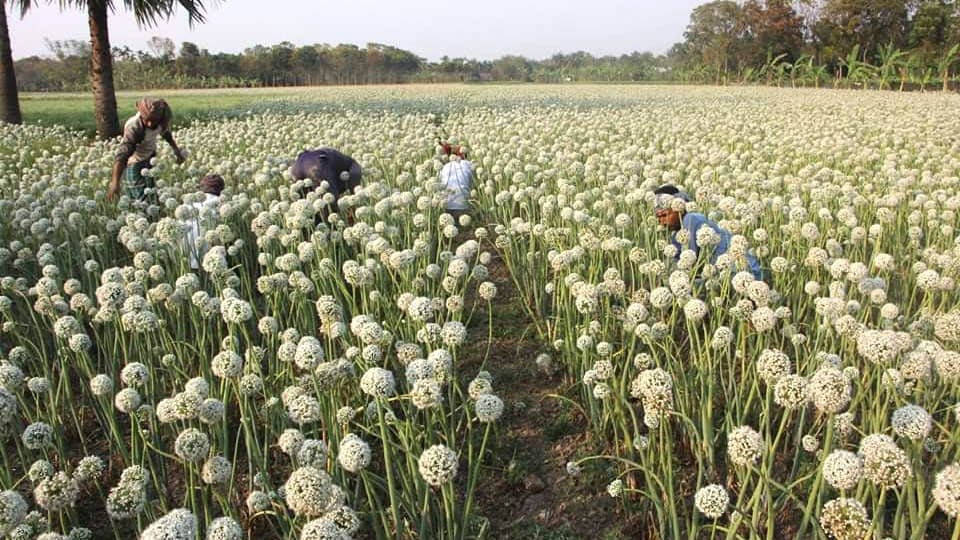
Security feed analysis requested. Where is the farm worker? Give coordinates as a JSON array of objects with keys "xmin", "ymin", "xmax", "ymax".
[
  {"xmin": 437, "ymin": 140, "xmax": 474, "ymax": 223},
  {"xmin": 108, "ymin": 97, "xmax": 186, "ymax": 202},
  {"xmin": 291, "ymin": 147, "xmax": 362, "ymax": 220},
  {"xmin": 184, "ymin": 174, "xmax": 224, "ymax": 270},
  {"xmin": 654, "ymin": 184, "xmax": 763, "ymax": 281}
]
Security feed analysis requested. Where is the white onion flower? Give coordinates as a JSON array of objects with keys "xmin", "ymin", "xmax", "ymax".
[
  {"xmin": 418, "ymin": 444, "xmax": 458, "ymax": 486},
  {"xmin": 694, "ymin": 484, "xmax": 729, "ymax": 519}
]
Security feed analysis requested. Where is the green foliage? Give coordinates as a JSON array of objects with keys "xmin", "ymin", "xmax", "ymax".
[
  {"xmin": 670, "ymin": 0, "xmax": 960, "ymax": 90},
  {"xmin": 7, "ymin": 0, "xmax": 960, "ymax": 91},
  {"xmin": 19, "ymin": 89, "xmax": 289, "ymax": 136}
]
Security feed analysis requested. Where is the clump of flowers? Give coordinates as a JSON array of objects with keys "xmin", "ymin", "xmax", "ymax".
[
  {"xmin": 933, "ymin": 463, "xmax": 960, "ymax": 517},
  {"xmin": 283, "ymin": 466, "xmax": 342, "ymax": 517},
  {"xmin": 858, "ymin": 434, "xmax": 911, "ymax": 489},
  {"xmin": 106, "ymin": 466, "xmax": 147, "ymax": 520},
  {"xmin": 0, "ymin": 490, "xmax": 27, "ymax": 536},
  {"xmin": 475, "ymin": 394, "xmax": 505, "ymax": 422},
  {"xmin": 890, "ymin": 404, "xmax": 932, "ymax": 441},
  {"xmin": 822, "ymin": 450, "xmax": 863, "ymax": 491},
  {"xmin": 694, "ymin": 484, "xmax": 729, "ymax": 519},
  {"xmin": 819, "ymin": 498, "xmax": 871, "ymax": 540},
  {"xmin": 140, "ymin": 508, "xmax": 197, "ymax": 540},
  {"xmin": 205, "ymin": 516, "xmax": 243, "ymax": 540},
  {"xmin": 727, "ymin": 425, "xmax": 763, "ymax": 467},
  {"xmin": 174, "ymin": 428, "xmax": 210, "ymax": 462},
  {"xmin": 360, "ymin": 367, "xmax": 396, "ymax": 398},
  {"xmin": 418, "ymin": 445, "xmax": 458, "ymax": 486},
  {"xmin": 338, "ymin": 434, "xmax": 372, "ymax": 473},
  {"xmin": 808, "ymin": 367, "xmax": 852, "ymax": 414}
]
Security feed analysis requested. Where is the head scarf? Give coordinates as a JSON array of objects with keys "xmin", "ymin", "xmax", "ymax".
[
  {"xmin": 137, "ymin": 97, "xmax": 172, "ymax": 130},
  {"xmin": 439, "ymin": 140, "xmax": 465, "ymax": 158},
  {"xmin": 198, "ymin": 174, "xmax": 224, "ymax": 196}
]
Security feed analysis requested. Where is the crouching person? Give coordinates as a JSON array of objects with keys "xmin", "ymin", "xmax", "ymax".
[
  {"xmin": 291, "ymin": 147, "xmax": 362, "ymax": 223},
  {"xmin": 653, "ymin": 184, "xmax": 763, "ymax": 282},
  {"xmin": 438, "ymin": 140, "xmax": 474, "ymax": 225},
  {"xmin": 184, "ymin": 174, "xmax": 224, "ymax": 271}
]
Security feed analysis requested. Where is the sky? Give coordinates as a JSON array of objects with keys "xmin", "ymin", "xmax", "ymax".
[{"xmin": 8, "ymin": 0, "xmax": 703, "ymax": 61}]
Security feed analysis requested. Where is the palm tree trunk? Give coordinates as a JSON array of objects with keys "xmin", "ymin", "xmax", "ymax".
[
  {"xmin": 0, "ymin": 1, "xmax": 22, "ymax": 125},
  {"xmin": 88, "ymin": 0, "xmax": 119, "ymax": 139}
]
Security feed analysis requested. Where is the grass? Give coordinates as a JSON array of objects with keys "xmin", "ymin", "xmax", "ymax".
[{"xmin": 19, "ymin": 88, "xmax": 297, "ymax": 136}]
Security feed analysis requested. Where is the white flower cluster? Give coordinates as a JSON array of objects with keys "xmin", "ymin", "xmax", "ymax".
[
  {"xmin": 475, "ymin": 393, "xmax": 505, "ymax": 423},
  {"xmin": 337, "ymin": 434, "xmax": 372, "ymax": 473},
  {"xmin": 418, "ymin": 444, "xmax": 459, "ymax": 486},
  {"xmin": 756, "ymin": 348, "xmax": 791, "ymax": 385},
  {"xmin": 630, "ymin": 368, "xmax": 674, "ymax": 423},
  {"xmin": 890, "ymin": 404, "xmax": 932, "ymax": 441},
  {"xmin": 174, "ymin": 428, "xmax": 210, "ymax": 462},
  {"xmin": 933, "ymin": 463, "xmax": 960, "ymax": 518},
  {"xmin": 808, "ymin": 367, "xmax": 851, "ymax": 414},
  {"xmin": 694, "ymin": 484, "xmax": 729, "ymax": 519},
  {"xmin": 34, "ymin": 471, "xmax": 79, "ymax": 512},
  {"xmin": 858, "ymin": 434, "xmax": 911, "ymax": 489},
  {"xmin": 360, "ymin": 367, "xmax": 396, "ymax": 398},
  {"xmin": 727, "ymin": 425, "xmax": 763, "ymax": 467},
  {"xmin": 283, "ymin": 466, "xmax": 344, "ymax": 517},
  {"xmin": 0, "ymin": 490, "xmax": 27, "ymax": 537},
  {"xmin": 819, "ymin": 498, "xmax": 870, "ymax": 540},
  {"xmin": 206, "ymin": 517, "xmax": 243, "ymax": 540},
  {"xmin": 140, "ymin": 508, "xmax": 197, "ymax": 540},
  {"xmin": 856, "ymin": 329, "xmax": 909, "ymax": 365},
  {"xmin": 822, "ymin": 450, "xmax": 863, "ymax": 491},
  {"xmin": 106, "ymin": 466, "xmax": 147, "ymax": 519}
]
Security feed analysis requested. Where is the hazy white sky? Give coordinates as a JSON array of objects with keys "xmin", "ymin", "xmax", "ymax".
[{"xmin": 8, "ymin": 0, "xmax": 703, "ymax": 61}]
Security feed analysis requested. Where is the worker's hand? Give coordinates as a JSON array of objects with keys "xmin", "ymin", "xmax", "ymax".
[
  {"xmin": 107, "ymin": 182, "xmax": 120, "ymax": 202},
  {"xmin": 174, "ymin": 150, "xmax": 186, "ymax": 164}
]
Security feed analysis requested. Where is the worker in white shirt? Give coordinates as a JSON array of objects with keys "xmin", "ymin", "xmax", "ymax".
[
  {"xmin": 438, "ymin": 140, "xmax": 474, "ymax": 224},
  {"xmin": 185, "ymin": 174, "xmax": 224, "ymax": 270}
]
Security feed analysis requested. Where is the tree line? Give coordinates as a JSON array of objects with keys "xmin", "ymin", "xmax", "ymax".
[
  {"xmin": 672, "ymin": 0, "xmax": 960, "ymax": 89},
  {"xmin": 14, "ymin": 38, "xmax": 674, "ymax": 92},
  {"xmin": 0, "ymin": 0, "xmax": 959, "ymax": 140}
]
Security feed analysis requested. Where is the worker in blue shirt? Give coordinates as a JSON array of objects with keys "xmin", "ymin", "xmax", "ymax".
[{"xmin": 654, "ymin": 184, "xmax": 763, "ymax": 281}]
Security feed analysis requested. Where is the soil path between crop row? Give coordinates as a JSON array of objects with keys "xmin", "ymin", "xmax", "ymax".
[{"xmin": 465, "ymin": 245, "xmax": 635, "ymax": 539}]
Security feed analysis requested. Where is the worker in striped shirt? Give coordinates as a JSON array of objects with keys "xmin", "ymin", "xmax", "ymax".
[{"xmin": 108, "ymin": 97, "xmax": 185, "ymax": 202}]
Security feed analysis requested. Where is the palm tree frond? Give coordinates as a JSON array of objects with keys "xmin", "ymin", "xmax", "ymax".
[{"xmin": 121, "ymin": 0, "xmax": 207, "ymax": 28}]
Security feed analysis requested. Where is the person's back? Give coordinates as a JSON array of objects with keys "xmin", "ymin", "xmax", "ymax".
[
  {"xmin": 292, "ymin": 147, "xmax": 362, "ymax": 197},
  {"xmin": 436, "ymin": 141, "xmax": 473, "ymax": 221},
  {"xmin": 184, "ymin": 174, "xmax": 224, "ymax": 270},
  {"xmin": 440, "ymin": 158, "xmax": 473, "ymax": 211},
  {"xmin": 654, "ymin": 185, "xmax": 763, "ymax": 280},
  {"xmin": 674, "ymin": 212, "xmax": 731, "ymax": 261},
  {"xmin": 109, "ymin": 97, "xmax": 184, "ymax": 202},
  {"xmin": 120, "ymin": 114, "xmax": 165, "ymax": 165},
  {"xmin": 672, "ymin": 211, "xmax": 761, "ymax": 279}
]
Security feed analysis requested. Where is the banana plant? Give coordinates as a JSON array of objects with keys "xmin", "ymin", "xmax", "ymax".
[
  {"xmin": 840, "ymin": 45, "xmax": 877, "ymax": 89},
  {"xmin": 900, "ymin": 51, "xmax": 923, "ymax": 91},
  {"xmin": 937, "ymin": 43, "xmax": 959, "ymax": 92},
  {"xmin": 918, "ymin": 66, "xmax": 935, "ymax": 92},
  {"xmin": 811, "ymin": 62, "xmax": 828, "ymax": 89},
  {"xmin": 774, "ymin": 58, "xmax": 790, "ymax": 87},
  {"xmin": 758, "ymin": 52, "xmax": 788, "ymax": 85},
  {"xmin": 790, "ymin": 55, "xmax": 812, "ymax": 87},
  {"xmin": 876, "ymin": 42, "xmax": 907, "ymax": 90}
]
